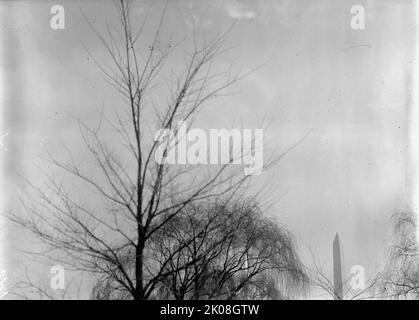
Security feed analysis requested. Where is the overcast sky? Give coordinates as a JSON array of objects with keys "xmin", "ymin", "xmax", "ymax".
[{"xmin": 0, "ymin": 0, "xmax": 415, "ymax": 298}]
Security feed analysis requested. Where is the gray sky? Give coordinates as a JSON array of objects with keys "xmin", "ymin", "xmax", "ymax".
[{"xmin": 0, "ymin": 0, "xmax": 415, "ymax": 298}]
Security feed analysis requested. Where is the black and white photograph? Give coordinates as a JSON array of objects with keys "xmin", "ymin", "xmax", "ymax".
[{"xmin": 0, "ymin": 0, "xmax": 418, "ymax": 309}]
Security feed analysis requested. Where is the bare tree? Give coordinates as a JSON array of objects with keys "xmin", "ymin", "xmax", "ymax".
[
  {"xmin": 10, "ymin": 263, "xmax": 86, "ymax": 300},
  {"xmin": 91, "ymin": 199, "xmax": 307, "ymax": 300},
  {"xmin": 379, "ymin": 211, "xmax": 418, "ymax": 299},
  {"xmin": 7, "ymin": 1, "xmax": 294, "ymax": 300}
]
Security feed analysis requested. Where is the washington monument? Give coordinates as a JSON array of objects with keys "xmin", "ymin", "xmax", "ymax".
[{"xmin": 333, "ymin": 233, "xmax": 343, "ymax": 300}]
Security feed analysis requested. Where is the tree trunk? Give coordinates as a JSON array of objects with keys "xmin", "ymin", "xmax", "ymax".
[{"xmin": 134, "ymin": 227, "xmax": 145, "ymax": 300}]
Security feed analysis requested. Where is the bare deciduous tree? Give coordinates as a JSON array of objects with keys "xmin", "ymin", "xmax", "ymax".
[
  {"xmin": 379, "ymin": 211, "xmax": 418, "ymax": 299},
  {"xmin": 7, "ymin": 0, "xmax": 300, "ymax": 300},
  {"xmin": 91, "ymin": 199, "xmax": 307, "ymax": 300}
]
